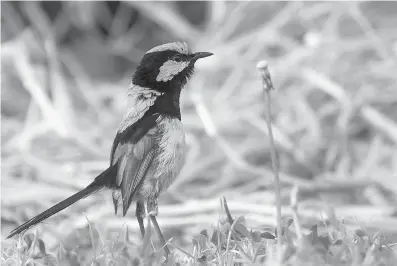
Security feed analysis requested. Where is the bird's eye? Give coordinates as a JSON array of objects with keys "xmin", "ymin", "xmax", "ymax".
[{"xmin": 172, "ymin": 54, "xmax": 182, "ymax": 62}]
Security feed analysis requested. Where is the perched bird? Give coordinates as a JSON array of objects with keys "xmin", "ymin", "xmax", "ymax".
[{"xmin": 7, "ymin": 42, "xmax": 213, "ymax": 255}]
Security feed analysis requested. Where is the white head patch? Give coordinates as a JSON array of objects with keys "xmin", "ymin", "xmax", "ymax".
[
  {"xmin": 146, "ymin": 42, "xmax": 189, "ymax": 55},
  {"xmin": 156, "ymin": 60, "xmax": 190, "ymax": 82}
]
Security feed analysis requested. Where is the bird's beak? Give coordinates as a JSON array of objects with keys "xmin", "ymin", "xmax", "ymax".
[{"xmin": 192, "ymin": 52, "xmax": 213, "ymax": 60}]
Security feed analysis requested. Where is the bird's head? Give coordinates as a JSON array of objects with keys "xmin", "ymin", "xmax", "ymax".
[{"xmin": 132, "ymin": 42, "xmax": 213, "ymax": 93}]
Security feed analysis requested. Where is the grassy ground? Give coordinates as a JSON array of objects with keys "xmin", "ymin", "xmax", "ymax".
[{"xmin": 2, "ymin": 1, "xmax": 397, "ymax": 265}]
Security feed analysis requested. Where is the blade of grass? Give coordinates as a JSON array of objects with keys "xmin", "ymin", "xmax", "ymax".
[{"xmin": 225, "ymin": 216, "xmax": 243, "ymax": 259}]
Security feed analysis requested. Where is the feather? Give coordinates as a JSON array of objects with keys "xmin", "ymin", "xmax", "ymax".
[
  {"xmin": 7, "ymin": 164, "xmax": 118, "ymax": 238},
  {"xmin": 110, "ymin": 85, "xmax": 161, "ymax": 165},
  {"xmin": 156, "ymin": 60, "xmax": 190, "ymax": 82},
  {"xmin": 119, "ymin": 85, "xmax": 159, "ymax": 132},
  {"xmin": 118, "ymin": 135, "xmax": 156, "ymax": 216},
  {"xmin": 112, "ymin": 191, "xmax": 120, "ymax": 215},
  {"xmin": 136, "ymin": 116, "xmax": 186, "ymax": 200},
  {"xmin": 111, "ymin": 113, "xmax": 160, "ymax": 165},
  {"xmin": 155, "ymin": 117, "xmax": 186, "ymax": 178},
  {"xmin": 121, "ymin": 149, "xmax": 155, "ymax": 216},
  {"xmin": 111, "ymin": 112, "xmax": 159, "ymax": 215},
  {"xmin": 146, "ymin": 42, "xmax": 188, "ymax": 55}
]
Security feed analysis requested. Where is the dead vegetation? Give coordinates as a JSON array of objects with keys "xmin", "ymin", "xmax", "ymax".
[{"xmin": 2, "ymin": 1, "xmax": 397, "ymax": 265}]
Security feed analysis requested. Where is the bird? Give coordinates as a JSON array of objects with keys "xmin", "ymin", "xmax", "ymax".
[{"xmin": 6, "ymin": 42, "xmax": 213, "ymax": 256}]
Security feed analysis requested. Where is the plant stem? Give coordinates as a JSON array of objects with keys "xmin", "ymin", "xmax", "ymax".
[{"xmin": 256, "ymin": 61, "xmax": 282, "ymax": 263}]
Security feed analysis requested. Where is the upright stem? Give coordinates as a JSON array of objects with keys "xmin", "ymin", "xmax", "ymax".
[{"xmin": 256, "ymin": 61, "xmax": 282, "ymax": 263}]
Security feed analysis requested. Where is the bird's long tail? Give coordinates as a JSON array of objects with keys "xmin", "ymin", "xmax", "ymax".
[{"xmin": 7, "ymin": 164, "xmax": 118, "ymax": 239}]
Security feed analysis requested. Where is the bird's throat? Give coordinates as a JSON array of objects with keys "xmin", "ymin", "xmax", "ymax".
[{"xmin": 151, "ymin": 89, "xmax": 182, "ymax": 120}]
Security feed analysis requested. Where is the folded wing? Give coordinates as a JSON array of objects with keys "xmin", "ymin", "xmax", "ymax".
[{"xmin": 110, "ymin": 113, "xmax": 160, "ymax": 216}]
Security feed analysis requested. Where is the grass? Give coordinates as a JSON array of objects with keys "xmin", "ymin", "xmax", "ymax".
[
  {"xmin": 3, "ymin": 198, "xmax": 397, "ymax": 265},
  {"xmin": 2, "ymin": 1, "xmax": 397, "ymax": 265}
]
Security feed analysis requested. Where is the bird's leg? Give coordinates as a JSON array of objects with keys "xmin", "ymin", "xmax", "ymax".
[
  {"xmin": 135, "ymin": 200, "xmax": 146, "ymax": 238},
  {"xmin": 147, "ymin": 197, "xmax": 170, "ymax": 256}
]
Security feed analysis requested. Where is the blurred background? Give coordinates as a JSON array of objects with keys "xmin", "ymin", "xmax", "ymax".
[{"xmin": 2, "ymin": 0, "xmax": 397, "ymax": 262}]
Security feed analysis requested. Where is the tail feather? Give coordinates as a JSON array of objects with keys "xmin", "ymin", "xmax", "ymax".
[{"xmin": 7, "ymin": 164, "xmax": 118, "ymax": 239}]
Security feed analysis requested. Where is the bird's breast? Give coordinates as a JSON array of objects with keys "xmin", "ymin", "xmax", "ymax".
[{"xmin": 140, "ymin": 115, "xmax": 187, "ymax": 197}]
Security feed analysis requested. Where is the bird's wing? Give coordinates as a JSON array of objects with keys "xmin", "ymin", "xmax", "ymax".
[
  {"xmin": 111, "ymin": 112, "xmax": 160, "ymax": 215},
  {"xmin": 110, "ymin": 92, "xmax": 159, "ymax": 164},
  {"xmin": 117, "ymin": 135, "xmax": 155, "ymax": 216}
]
